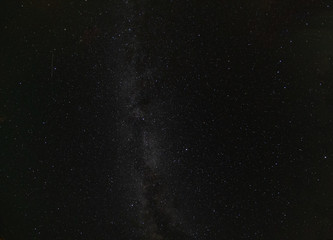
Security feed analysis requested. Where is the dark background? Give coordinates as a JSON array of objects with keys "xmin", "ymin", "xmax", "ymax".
[{"xmin": 1, "ymin": 0, "xmax": 333, "ymax": 239}]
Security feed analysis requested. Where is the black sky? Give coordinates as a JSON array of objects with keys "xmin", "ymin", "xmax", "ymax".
[{"xmin": 1, "ymin": 1, "xmax": 333, "ymax": 239}]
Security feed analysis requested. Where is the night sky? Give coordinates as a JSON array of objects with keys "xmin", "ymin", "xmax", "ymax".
[{"xmin": 1, "ymin": 1, "xmax": 333, "ymax": 239}]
